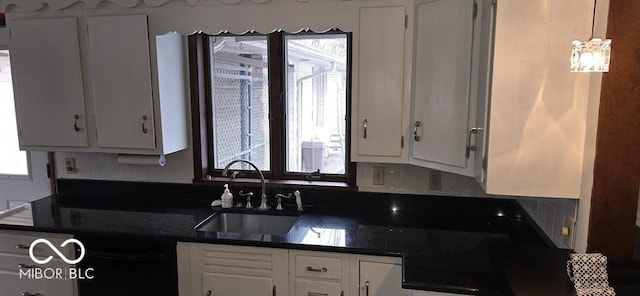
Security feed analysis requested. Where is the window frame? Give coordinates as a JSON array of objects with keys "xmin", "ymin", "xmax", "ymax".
[
  {"xmin": 189, "ymin": 31, "xmax": 356, "ymax": 188},
  {"xmin": 0, "ymin": 46, "xmax": 30, "ymax": 179}
]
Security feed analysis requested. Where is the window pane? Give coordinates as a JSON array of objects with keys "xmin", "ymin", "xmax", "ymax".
[
  {"xmin": 210, "ymin": 36, "xmax": 270, "ymax": 171},
  {"xmin": 285, "ymin": 34, "xmax": 348, "ymax": 174},
  {"xmin": 0, "ymin": 50, "xmax": 29, "ymax": 176}
]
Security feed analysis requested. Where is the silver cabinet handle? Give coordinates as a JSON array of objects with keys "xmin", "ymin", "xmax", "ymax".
[
  {"xmin": 341, "ymin": 291, "xmax": 344, "ymax": 296},
  {"xmin": 365, "ymin": 281, "xmax": 369, "ymax": 296},
  {"xmin": 73, "ymin": 114, "xmax": 80, "ymax": 132},
  {"xmin": 273, "ymin": 285, "xmax": 276, "ymax": 296},
  {"xmin": 206, "ymin": 290, "xmax": 211, "ymax": 296},
  {"xmin": 306, "ymin": 266, "xmax": 328, "ymax": 273},
  {"xmin": 18, "ymin": 264, "xmax": 36, "ymax": 269},
  {"xmin": 16, "ymin": 244, "xmax": 30, "ymax": 250},
  {"xmin": 22, "ymin": 292, "xmax": 41, "ymax": 296},
  {"xmin": 465, "ymin": 127, "xmax": 483, "ymax": 159},
  {"xmin": 414, "ymin": 121, "xmax": 422, "ymax": 141},
  {"xmin": 363, "ymin": 119, "xmax": 368, "ymax": 139},
  {"xmin": 141, "ymin": 115, "xmax": 149, "ymax": 134}
]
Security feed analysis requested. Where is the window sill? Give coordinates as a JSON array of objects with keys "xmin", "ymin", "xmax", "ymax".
[{"xmin": 194, "ymin": 177, "xmax": 356, "ymax": 191}]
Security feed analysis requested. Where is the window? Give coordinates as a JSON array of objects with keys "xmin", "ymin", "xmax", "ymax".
[
  {"xmin": 190, "ymin": 31, "xmax": 354, "ymax": 185},
  {"xmin": 0, "ymin": 49, "xmax": 29, "ymax": 177}
]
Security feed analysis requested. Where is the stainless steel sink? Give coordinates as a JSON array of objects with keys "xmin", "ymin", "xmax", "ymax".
[{"xmin": 195, "ymin": 212, "xmax": 299, "ymax": 235}]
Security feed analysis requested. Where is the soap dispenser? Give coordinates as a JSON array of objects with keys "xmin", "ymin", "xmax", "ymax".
[{"xmin": 221, "ymin": 184, "xmax": 233, "ymax": 208}]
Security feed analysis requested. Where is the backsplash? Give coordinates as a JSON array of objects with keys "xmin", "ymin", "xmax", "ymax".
[
  {"xmin": 53, "ymin": 152, "xmax": 576, "ymax": 249},
  {"xmin": 356, "ymin": 163, "xmax": 489, "ymax": 197},
  {"xmin": 54, "ymin": 151, "xmax": 194, "ymax": 184},
  {"xmin": 518, "ymin": 197, "xmax": 577, "ymax": 249}
]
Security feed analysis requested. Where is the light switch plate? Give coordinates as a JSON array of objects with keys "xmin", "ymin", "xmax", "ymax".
[
  {"xmin": 64, "ymin": 157, "xmax": 77, "ymax": 174},
  {"xmin": 429, "ymin": 170, "xmax": 441, "ymax": 191},
  {"xmin": 565, "ymin": 217, "xmax": 576, "ymax": 249},
  {"xmin": 373, "ymin": 166, "xmax": 384, "ymax": 185}
]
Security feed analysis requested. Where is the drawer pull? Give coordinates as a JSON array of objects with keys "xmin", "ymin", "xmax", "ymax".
[
  {"xmin": 16, "ymin": 244, "xmax": 30, "ymax": 250},
  {"xmin": 22, "ymin": 292, "xmax": 42, "ymax": 296},
  {"xmin": 18, "ymin": 264, "xmax": 36, "ymax": 269},
  {"xmin": 306, "ymin": 266, "xmax": 328, "ymax": 273},
  {"xmin": 307, "ymin": 293, "xmax": 328, "ymax": 296}
]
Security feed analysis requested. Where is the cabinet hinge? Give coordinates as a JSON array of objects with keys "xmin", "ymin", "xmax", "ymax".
[
  {"xmin": 401, "ymin": 136, "xmax": 404, "ymax": 149},
  {"xmin": 482, "ymin": 156, "xmax": 487, "ymax": 170},
  {"xmin": 473, "ymin": 1, "xmax": 478, "ymax": 19},
  {"xmin": 404, "ymin": 14, "xmax": 408, "ymax": 29}
]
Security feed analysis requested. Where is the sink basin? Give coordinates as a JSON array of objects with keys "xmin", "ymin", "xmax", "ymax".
[{"xmin": 195, "ymin": 212, "xmax": 299, "ymax": 235}]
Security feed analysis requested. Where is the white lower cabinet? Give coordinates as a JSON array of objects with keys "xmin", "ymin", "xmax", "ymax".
[
  {"xmin": 177, "ymin": 242, "xmax": 289, "ymax": 296},
  {"xmin": 350, "ymin": 256, "xmax": 411, "ymax": 296},
  {"xmin": 0, "ymin": 230, "xmax": 77, "ymax": 296},
  {"xmin": 178, "ymin": 243, "xmax": 464, "ymax": 296}
]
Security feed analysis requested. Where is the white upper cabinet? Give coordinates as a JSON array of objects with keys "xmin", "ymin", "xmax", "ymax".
[
  {"xmin": 88, "ymin": 15, "xmax": 156, "ymax": 150},
  {"xmin": 351, "ymin": 0, "xmax": 413, "ymax": 163},
  {"xmin": 409, "ymin": 0, "xmax": 480, "ymax": 177},
  {"xmin": 10, "ymin": 17, "xmax": 88, "ymax": 148},
  {"xmin": 8, "ymin": 11, "xmax": 188, "ymax": 155},
  {"xmin": 474, "ymin": 0, "xmax": 593, "ymax": 198}
]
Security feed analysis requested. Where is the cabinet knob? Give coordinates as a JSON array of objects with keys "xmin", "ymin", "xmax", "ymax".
[
  {"xmin": 363, "ymin": 119, "xmax": 368, "ymax": 139},
  {"xmin": 365, "ymin": 281, "xmax": 370, "ymax": 296},
  {"xmin": 73, "ymin": 114, "xmax": 81, "ymax": 132},
  {"xmin": 306, "ymin": 266, "xmax": 328, "ymax": 273},
  {"xmin": 465, "ymin": 127, "xmax": 483, "ymax": 159},
  {"xmin": 414, "ymin": 121, "xmax": 422, "ymax": 141},
  {"xmin": 18, "ymin": 264, "xmax": 36, "ymax": 269},
  {"xmin": 141, "ymin": 115, "xmax": 149, "ymax": 134}
]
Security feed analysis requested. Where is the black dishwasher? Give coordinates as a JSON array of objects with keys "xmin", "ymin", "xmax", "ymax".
[{"xmin": 75, "ymin": 234, "xmax": 178, "ymax": 296}]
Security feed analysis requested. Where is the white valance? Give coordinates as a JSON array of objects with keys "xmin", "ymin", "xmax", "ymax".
[{"xmin": 2, "ymin": 0, "xmax": 358, "ymax": 36}]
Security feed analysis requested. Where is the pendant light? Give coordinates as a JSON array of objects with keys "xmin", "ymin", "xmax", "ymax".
[{"xmin": 570, "ymin": 0, "xmax": 611, "ymax": 72}]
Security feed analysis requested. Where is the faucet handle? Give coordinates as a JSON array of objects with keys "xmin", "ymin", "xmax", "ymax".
[
  {"xmin": 294, "ymin": 190, "xmax": 303, "ymax": 211},
  {"xmin": 275, "ymin": 193, "xmax": 293, "ymax": 211},
  {"xmin": 239, "ymin": 190, "xmax": 253, "ymax": 208}
]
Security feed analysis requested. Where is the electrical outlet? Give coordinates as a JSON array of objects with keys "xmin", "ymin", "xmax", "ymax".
[
  {"xmin": 564, "ymin": 217, "xmax": 576, "ymax": 248},
  {"xmin": 373, "ymin": 166, "xmax": 384, "ymax": 185},
  {"xmin": 65, "ymin": 157, "xmax": 77, "ymax": 174},
  {"xmin": 429, "ymin": 170, "xmax": 442, "ymax": 191}
]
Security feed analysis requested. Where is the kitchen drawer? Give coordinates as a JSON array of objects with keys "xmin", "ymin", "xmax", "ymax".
[
  {"xmin": 0, "ymin": 272, "xmax": 76, "ymax": 296},
  {"xmin": 294, "ymin": 254, "xmax": 342, "ymax": 280},
  {"xmin": 295, "ymin": 278, "xmax": 343, "ymax": 296},
  {"xmin": 0, "ymin": 253, "xmax": 72, "ymax": 275},
  {"xmin": 0, "ymin": 230, "xmax": 74, "ymax": 258}
]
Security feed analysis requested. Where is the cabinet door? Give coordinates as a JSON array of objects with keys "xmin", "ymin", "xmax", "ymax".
[
  {"xmin": 353, "ymin": 5, "xmax": 407, "ymax": 160},
  {"xmin": 9, "ymin": 17, "xmax": 88, "ymax": 148},
  {"xmin": 473, "ymin": 0, "xmax": 495, "ymax": 187},
  {"xmin": 88, "ymin": 15, "xmax": 156, "ymax": 150},
  {"xmin": 358, "ymin": 261, "xmax": 411, "ymax": 296},
  {"xmin": 410, "ymin": 0, "xmax": 476, "ymax": 176},
  {"xmin": 203, "ymin": 272, "xmax": 273, "ymax": 296}
]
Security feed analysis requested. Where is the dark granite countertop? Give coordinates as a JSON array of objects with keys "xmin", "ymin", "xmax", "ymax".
[{"xmin": 0, "ymin": 179, "xmax": 575, "ymax": 295}]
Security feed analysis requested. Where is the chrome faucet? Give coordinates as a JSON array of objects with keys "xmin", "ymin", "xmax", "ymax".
[{"xmin": 221, "ymin": 159, "xmax": 269, "ymax": 210}]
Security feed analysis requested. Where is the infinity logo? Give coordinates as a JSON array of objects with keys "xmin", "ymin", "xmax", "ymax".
[{"xmin": 29, "ymin": 238, "xmax": 86, "ymax": 265}]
